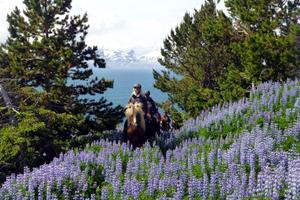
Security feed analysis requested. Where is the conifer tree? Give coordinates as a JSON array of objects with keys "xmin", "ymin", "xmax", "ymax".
[
  {"xmin": 225, "ymin": 0, "xmax": 300, "ymax": 84},
  {"xmin": 153, "ymin": 0, "xmax": 240, "ymax": 117},
  {"xmin": 0, "ymin": 0, "xmax": 123, "ymax": 180},
  {"xmin": 1, "ymin": 0, "xmax": 123, "ymax": 132}
]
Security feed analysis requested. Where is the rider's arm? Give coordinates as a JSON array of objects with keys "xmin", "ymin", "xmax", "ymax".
[
  {"xmin": 128, "ymin": 95, "xmax": 134, "ymax": 103},
  {"xmin": 142, "ymin": 97, "xmax": 148, "ymax": 114},
  {"xmin": 152, "ymin": 100, "xmax": 157, "ymax": 112}
]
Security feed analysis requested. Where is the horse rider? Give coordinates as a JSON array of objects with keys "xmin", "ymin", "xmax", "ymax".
[
  {"xmin": 123, "ymin": 83, "xmax": 148, "ymax": 141},
  {"xmin": 144, "ymin": 90, "xmax": 161, "ymax": 135},
  {"xmin": 128, "ymin": 83, "xmax": 148, "ymax": 114},
  {"xmin": 162, "ymin": 111, "xmax": 171, "ymax": 123},
  {"xmin": 144, "ymin": 91, "xmax": 157, "ymax": 118}
]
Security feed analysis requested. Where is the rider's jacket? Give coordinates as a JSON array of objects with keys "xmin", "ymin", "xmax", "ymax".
[{"xmin": 128, "ymin": 93, "xmax": 148, "ymax": 114}]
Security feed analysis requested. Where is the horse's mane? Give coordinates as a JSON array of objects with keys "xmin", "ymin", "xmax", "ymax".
[{"xmin": 125, "ymin": 102, "xmax": 146, "ymax": 131}]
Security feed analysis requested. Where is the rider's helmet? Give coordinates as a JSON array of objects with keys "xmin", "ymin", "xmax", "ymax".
[
  {"xmin": 133, "ymin": 83, "xmax": 141, "ymax": 89},
  {"xmin": 144, "ymin": 90, "xmax": 150, "ymax": 96}
]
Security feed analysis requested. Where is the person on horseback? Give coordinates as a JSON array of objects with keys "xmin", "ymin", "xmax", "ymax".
[
  {"xmin": 160, "ymin": 111, "xmax": 171, "ymax": 131},
  {"xmin": 144, "ymin": 90, "xmax": 160, "ymax": 136},
  {"xmin": 162, "ymin": 111, "xmax": 171, "ymax": 123},
  {"xmin": 128, "ymin": 83, "xmax": 148, "ymax": 114},
  {"xmin": 144, "ymin": 91, "xmax": 157, "ymax": 118},
  {"xmin": 123, "ymin": 83, "xmax": 148, "ymax": 141}
]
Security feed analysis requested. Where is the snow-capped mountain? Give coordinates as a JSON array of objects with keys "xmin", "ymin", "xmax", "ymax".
[{"xmin": 98, "ymin": 48, "xmax": 161, "ymax": 68}]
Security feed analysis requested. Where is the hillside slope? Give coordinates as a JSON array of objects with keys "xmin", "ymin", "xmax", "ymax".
[{"xmin": 1, "ymin": 80, "xmax": 299, "ymax": 199}]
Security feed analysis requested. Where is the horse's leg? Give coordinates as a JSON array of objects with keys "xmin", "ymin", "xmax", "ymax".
[
  {"xmin": 146, "ymin": 120, "xmax": 155, "ymax": 146},
  {"xmin": 123, "ymin": 120, "xmax": 128, "ymax": 142},
  {"xmin": 145, "ymin": 121, "xmax": 150, "ymax": 142},
  {"xmin": 144, "ymin": 117, "xmax": 150, "ymax": 140},
  {"xmin": 156, "ymin": 120, "xmax": 161, "ymax": 136},
  {"xmin": 132, "ymin": 143, "xmax": 136, "ymax": 150},
  {"xmin": 140, "ymin": 126, "xmax": 146, "ymax": 147}
]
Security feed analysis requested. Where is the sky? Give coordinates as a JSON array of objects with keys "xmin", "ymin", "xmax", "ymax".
[{"xmin": 0, "ymin": 0, "xmax": 225, "ymax": 56}]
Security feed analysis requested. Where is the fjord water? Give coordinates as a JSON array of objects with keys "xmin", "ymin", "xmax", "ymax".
[{"xmin": 93, "ymin": 67, "xmax": 168, "ymax": 108}]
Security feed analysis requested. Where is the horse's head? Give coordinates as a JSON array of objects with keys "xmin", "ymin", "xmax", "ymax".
[{"xmin": 125, "ymin": 102, "xmax": 145, "ymax": 131}]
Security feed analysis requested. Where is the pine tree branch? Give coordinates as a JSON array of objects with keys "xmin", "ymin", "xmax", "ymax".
[{"xmin": 0, "ymin": 84, "xmax": 19, "ymax": 123}]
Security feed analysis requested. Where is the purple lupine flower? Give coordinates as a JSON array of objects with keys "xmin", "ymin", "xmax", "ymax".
[
  {"xmin": 46, "ymin": 181, "xmax": 52, "ymax": 200},
  {"xmin": 200, "ymin": 151, "xmax": 205, "ymax": 173},
  {"xmin": 217, "ymin": 149, "xmax": 222, "ymax": 166},
  {"xmin": 0, "ymin": 80, "xmax": 299, "ymax": 200},
  {"xmin": 232, "ymin": 173, "xmax": 241, "ymax": 194},
  {"xmin": 208, "ymin": 149, "xmax": 215, "ymax": 169},
  {"xmin": 202, "ymin": 173, "xmax": 208, "ymax": 200},
  {"xmin": 38, "ymin": 182, "xmax": 44, "ymax": 200},
  {"xmin": 285, "ymin": 159, "xmax": 300, "ymax": 200},
  {"xmin": 264, "ymin": 111, "xmax": 270, "ymax": 122},
  {"xmin": 148, "ymin": 178, "xmax": 154, "ymax": 196},
  {"xmin": 240, "ymin": 136, "xmax": 248, "ymax": 166},
  {"xmin": 240, "ymin": 169, "xmax": 248, "ymax": 197},
  {"xmin": 188, "ymin": 176, "xmax": 196, "ymax": 200},
  {"xmin": 256, "ymin": 171, "xmax": 265, "ymax": 196},
  {"xmin": 248, "ymin": 169, "xmax": 256, "ymax": 197},
  {"xmin": 272, "ymin": 162, "xmax": 285, "ymax": 199},
  {"xmin": 174, "ymin": 179, "xmax": 183, "ymax": 200},
  {"xmin": 90, "ymin": 194, "xmax": 96, "ymax": 200},
  {"xmin": 159, "ymin": 178, "xmax": 167, "ymax": 192},
  {"xmin": 180, "ymin": 173, "xmax": 188, "ymax": 185},
  {"xmin": 101, "ymin": 186, "xmax": 108, "ymax": 200},
  {"xmin": 28, "ymin": 177, "xmax": 34, "ymax": 200},
  {"xmin": 263, "ymin": 167, "xmax": 273, "ymax": 198},
  {"xmin": 159, "ymin": 194, "xmax": 167, "ymax": 200},
  {"xmin": 210, "ymin": 173, "xmax": 216, "ymax": 198},
  {"xmin": 112, "ymin": 175, "xmax": 120, "ymax": 199},
  {"xmin": 219, "ymin": 173, "xmax": 227, "ymax": 198},
  {"xmin": 16, "ymin": 191, "xmax": 22, "ymax": 200},
  {"xmin": 132, "ymin": 157, "xmax": 140, "ymax": 177},
  {"xmin": 249, "ymin": 116, "xmax": 254, "ymax": 125},
  {"xmin": 62, "ymin": 185, "xmax": 69, "ymax": 200},
  {"xmin": 131, "ymin": 178, "xmax": 141, "ymax": 199},
  {"xmin": 147, "ymin": 164, "xmax": 156, "ymax": 196},
  {"xmin": 123, "ymin": 174, "xmax": 131, "ymax": 195},
  {"xmin": 153, "ymin": 174, "xmax": 160, "ymax": 192}
]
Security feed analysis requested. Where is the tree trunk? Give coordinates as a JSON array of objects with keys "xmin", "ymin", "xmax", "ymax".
[{"xmin": 0, "ymin": 84, "xmax": 18, "ymax": 124}]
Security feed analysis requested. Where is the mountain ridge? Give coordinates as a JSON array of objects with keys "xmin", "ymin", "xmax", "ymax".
[{"xmin": 98, "ymin": 48, "xmax": 160, "ymax": 66}]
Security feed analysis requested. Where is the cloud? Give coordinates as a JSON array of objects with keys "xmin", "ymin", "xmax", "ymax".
[
  {"xmin": 0, "ymin": 0, "xmax": 226, "ymax": 51},
  {"xmin": 78, "ymin": 0, "xmax": 207, "ymax": 50},
  {"xmin": 0, "ymin": 0, "xmax": 24, "ymax": 42}
]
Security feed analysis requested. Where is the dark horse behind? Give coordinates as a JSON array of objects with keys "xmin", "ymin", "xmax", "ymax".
[{"xmin": 123, "ymin": 102, "xmax": 160, "ymax": 148}]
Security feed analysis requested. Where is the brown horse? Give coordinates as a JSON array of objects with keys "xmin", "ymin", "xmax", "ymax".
[{"xmin": 124, "ymin": 102, "xmax": 146, "ymax": 148}]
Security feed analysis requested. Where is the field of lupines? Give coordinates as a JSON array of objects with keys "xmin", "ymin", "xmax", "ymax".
[{"xmin": 0, "ymin": 80, "xmax": 299, "ymax": 199}]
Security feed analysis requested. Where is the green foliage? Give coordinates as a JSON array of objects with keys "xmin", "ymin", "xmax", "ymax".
[
  {"xmin": 0, "ymin": 0, "xmax": 124, "ymax": 133},
  {"xmin": 0, "ymin": 0, "xmax": 123, "ymax": 183},
  {"xmin": 192, "ymin": 164, "xmax": 204, "ymax": 178},
  {"xmin": 155, "ymin": 0, "xmax": 299, "ymax": 119},
  {"xmin": 80, "ymin": 161, "xmax": 105, "ymax": 196},
  {"xmin": 154, "ymin": 0, "xmax": 241, "ymax": 118},
  {"xmin": 0, "ymin": 111, "xmax": 63, "ymax": 184},
  {"xmin": 218, "ymin": 65, "xmax": 249, "ymax": 101},
  {"xmin": 280, "ymin": 135, "xmax": 300, "ymax": 153},
  {"xmin": 225, "ymin": 0, "xmax": 300, "ymax": 84},
  {"xmin": 196, "ymin": 113, "xmax": 245, "ymax": 140},
  {"xmin": 85, "ymin": 144, "xmax": 103, "ymax": 153}
]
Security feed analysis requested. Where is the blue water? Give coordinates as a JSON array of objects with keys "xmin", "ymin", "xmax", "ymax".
[{"xmin": 93, "ymin": 67, "xmax": 168, "ymax": 108}]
